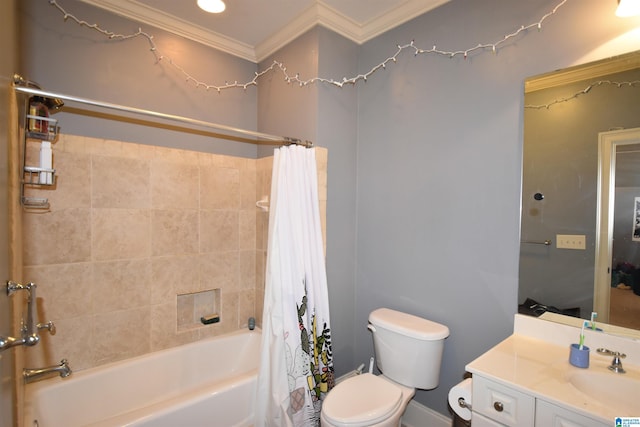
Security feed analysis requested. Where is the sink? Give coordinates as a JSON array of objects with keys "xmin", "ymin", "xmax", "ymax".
[{"xmin": 568, "ymin": 370, "xmax": 640, "ymax": 411}]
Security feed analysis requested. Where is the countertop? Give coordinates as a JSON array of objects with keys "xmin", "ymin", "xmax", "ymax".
[{"xmin": 466, "ymin": 330, "xmax": 640, "ymax": 423}]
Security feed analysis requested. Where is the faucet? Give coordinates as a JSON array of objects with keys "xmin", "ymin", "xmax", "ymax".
[
  {"xmin": 23, "ymin": 359, "xmax": 72, "ymax": 383},
  {"xmin": 0, "ymin": 281, "xmax": 55, "ymax": 352},
  {"xmin": 596, "ymin": 348, "xmax": 626, "ymax": 373}
]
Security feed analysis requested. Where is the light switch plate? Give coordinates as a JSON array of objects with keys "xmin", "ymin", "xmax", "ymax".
[{"xmin": 556, "ymin": 234, "xmax": 586, "ymax": 250}]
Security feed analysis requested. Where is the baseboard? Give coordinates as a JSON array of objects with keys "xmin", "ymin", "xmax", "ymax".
[{"xmin": 402, "ymin": 400, "xmax": 452, "ymax": 427}]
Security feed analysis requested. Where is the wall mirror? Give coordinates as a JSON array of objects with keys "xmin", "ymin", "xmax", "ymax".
[{"xmin": 519, "ymin": 50, "xmax": 640, "ymax": 337}]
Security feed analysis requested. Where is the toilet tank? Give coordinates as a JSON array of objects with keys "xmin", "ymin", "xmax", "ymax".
[{"xmin": 368, "ymin": 308, "xmax": 449, "ymax": 390}]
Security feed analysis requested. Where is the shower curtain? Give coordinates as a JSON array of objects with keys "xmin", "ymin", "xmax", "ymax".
[{"xmin": 255, "ymin": 145, "xmax": 334, "ymax": 427}]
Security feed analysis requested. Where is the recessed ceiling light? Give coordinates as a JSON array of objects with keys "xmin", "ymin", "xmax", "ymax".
[
  {"xmin": 197, "ymin": 0, "xmax": 226, "ymax": 14},
  {"xmin": 616, "ymin": 0, "xmax": 640, "ymax": 17}
]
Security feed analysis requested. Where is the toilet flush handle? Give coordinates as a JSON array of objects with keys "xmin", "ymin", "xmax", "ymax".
[{"xmin": 367, "ymin": 324, "xmax": 376, "ymax": 333}]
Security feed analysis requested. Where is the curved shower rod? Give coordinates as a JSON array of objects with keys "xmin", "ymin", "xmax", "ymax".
[{"xmin": 13, "ymin": 82, "xmax": 312, "ymax": 148}]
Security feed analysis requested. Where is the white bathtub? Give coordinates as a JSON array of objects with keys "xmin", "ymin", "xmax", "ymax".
[{"xmin": 24, "ymin": 328, "xmax": 261, "ymax": 427}]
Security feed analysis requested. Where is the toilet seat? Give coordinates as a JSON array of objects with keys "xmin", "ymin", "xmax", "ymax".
[{"xmin": 322, "ymin": 374, "xmax": 402, "ymax": 426}]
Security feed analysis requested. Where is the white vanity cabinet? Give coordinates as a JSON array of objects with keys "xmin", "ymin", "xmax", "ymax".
[
  {"xmin": 471, "ymin": 374, "xmax": 608, "ymax": 427},
  {"xmin": 464, "ymin": 315, "xmax": 640, "ymax": 427},
  {"xmin": 472, "ymin": 376, "xmax": 534, "ymax": 426},
  {"xmin": 535, "ymin": 401, "xmax": 608, "ymax": 427},
  {"xmin": 471, "ymin": 413, "xmax": 510, "ymax": 427}
]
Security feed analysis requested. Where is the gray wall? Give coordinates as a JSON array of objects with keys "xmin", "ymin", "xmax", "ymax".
[
  {"xmin": 19, "ymin": 0, "xmax": 259, "ymax": 158},
  {"xmin": 317, "ymin": 29, "xmax": 359, "ymax": 375},
  {"xmin": 257, "ymin": 29, "xmax": 319, "ymax": 156},
  {"xmin": 521, "ymin": 67, "xmax": 640, "ymax": 316},
  {"xmin": 353, "ymin": 0, "xmax": 639, "ymax": 416}
]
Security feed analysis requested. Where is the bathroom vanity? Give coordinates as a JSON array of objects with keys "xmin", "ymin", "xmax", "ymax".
[{"xmin": 466, "ymin": 315, "xmax": 640, "ymax": 427}]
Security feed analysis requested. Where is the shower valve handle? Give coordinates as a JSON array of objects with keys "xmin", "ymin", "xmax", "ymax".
[{"xmin": 38, "ymin": 321, "xmax": 56, "ymax": 335}]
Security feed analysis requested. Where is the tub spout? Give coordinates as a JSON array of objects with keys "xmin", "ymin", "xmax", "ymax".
[{"xmin": 24, "ymin": 359, "xmax": 72, "ymax": 383}]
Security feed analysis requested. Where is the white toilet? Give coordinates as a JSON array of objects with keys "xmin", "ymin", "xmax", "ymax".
[{"xmin": 320, "ymin": 308, "xmax": 449, "ymax": 427}]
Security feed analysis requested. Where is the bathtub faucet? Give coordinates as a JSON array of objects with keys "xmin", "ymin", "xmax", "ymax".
[
  {"xmin": 23, "ymin": 359, "xmax": 72, "ymax": 383},
  {"xmin": 0, "ymin": 282, "xmax": 57, "ymax": 352},
  {"xmin": 1, "ymin": 281, "xmax": 48, "ymax": 352}
]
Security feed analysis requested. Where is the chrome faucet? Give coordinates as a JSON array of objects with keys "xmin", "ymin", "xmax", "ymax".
[
  {"xmin": 596, "ymin": 348, "xmax": 626, "ymax": 373},
  {"xmin": 23, "ymin": 359, "xmax": 72, "ymax": 383},
  {"xmin": 0, "ymin": 281, "xmax": 55, "ymax": 352}
]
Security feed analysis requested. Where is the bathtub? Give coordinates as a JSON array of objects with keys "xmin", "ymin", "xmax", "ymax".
[{"xmin": 24, "ymin": 328, "xmax": 261, "ymax": 427}]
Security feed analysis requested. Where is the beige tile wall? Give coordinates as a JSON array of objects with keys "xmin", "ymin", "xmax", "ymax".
[{"xmin": 21, "ymin": 134, "xmax": 327, "ymax": 372}]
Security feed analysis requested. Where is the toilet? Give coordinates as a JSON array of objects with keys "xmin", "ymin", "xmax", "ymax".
[{"xmin": 320, "ymin": 308, "xmax": 449, "ymax": 427}]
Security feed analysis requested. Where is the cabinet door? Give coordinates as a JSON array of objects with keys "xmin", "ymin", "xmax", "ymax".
[
  {"xmin": 535, "ymin": 400, "xmax": 608, "ymax": 427},
  {"xmin": 472, "ymin": 412, "xmax": 506, "ymax": 427},
  {"xmin": 472, "ymin": 376, "xmax": 535, "ymax": 427}
]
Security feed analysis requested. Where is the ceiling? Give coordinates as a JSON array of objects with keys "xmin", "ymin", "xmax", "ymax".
[{"xmin": 78, "ymin": 0, "xmax": 450, "ymax": 63}]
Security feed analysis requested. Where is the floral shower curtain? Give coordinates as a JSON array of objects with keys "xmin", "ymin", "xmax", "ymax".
[{"xmin": 254, "ymin": 145, "xmax": 334, "ymax": 427}]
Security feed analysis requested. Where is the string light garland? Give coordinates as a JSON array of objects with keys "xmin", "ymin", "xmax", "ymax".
[
  {"xmin": 525, "ymin": 79, "xmax": 640, "ymax": 109},
  {"xmin": 48, "ymin": 0, "xmax": 570, "ymax": 91}
]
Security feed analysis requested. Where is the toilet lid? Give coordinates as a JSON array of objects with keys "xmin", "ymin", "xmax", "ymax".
[{"xmin": 322, "ymin": 374, "xmax": 402, "ymax": 426}]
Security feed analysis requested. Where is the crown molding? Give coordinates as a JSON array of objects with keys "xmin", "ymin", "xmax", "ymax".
[
  {"xmin": 525, "ymin": 50, "xmax": 640, "ymax": 93},
  {"xmin": 78, "ymin": 0, "xmax": 257, "ymax": 62},
  {"xmin": 253, "ymin": 2, "xmax": 365, "ymax": 62},
  {"xmin": 79, "ymin": 0, "xmax": 451, "ymax": 64},
  {"xmin": 255, "ymin": 0, "xmax": 449, "ymax": 62},
  {"xmin": 357, "ymin": 0, "xmax": 450, "ymax": 42},
  {"xmin": 254, "ymin": 3, "xmax": 323, "ymax": 63}
]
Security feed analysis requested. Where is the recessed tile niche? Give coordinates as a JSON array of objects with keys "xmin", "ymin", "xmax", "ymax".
[{"xmin": 177, "ymin": 289, "xmax": 220, "ymax": 331}]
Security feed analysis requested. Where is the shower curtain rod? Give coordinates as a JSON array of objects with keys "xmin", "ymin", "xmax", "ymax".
[{"xmin": 13, "ymin": 85, "xmax": 313, "ymax": 148}]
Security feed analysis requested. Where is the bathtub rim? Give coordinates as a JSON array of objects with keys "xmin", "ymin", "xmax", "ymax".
[{"xmin": 23, "ymin": 327, "xmax": 262, "ymax": 427}]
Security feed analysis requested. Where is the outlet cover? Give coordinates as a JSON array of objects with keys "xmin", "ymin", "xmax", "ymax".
[{"xmin": 556, "ymin": 234, "xmax": 586, "ymax": 250}]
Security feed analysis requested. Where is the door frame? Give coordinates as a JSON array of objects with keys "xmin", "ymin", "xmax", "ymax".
[{"xmin": 594, "ymin": 127, "xmax": 640, "ymax": 323}]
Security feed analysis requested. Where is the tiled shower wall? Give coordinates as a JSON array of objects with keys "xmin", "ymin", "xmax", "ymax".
[{"xmin": 21, "ymin": 134, "xmax": 327, "ymax": 372}]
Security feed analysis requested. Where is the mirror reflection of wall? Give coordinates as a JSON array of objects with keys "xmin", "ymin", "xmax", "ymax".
[{"xmin": 519, "ymin": 51, "xmax": 640, "ymax": 330}]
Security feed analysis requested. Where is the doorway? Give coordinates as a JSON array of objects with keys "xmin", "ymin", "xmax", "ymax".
[{"xmin": 595, "ymin": 127, "xmax": 640, "ymax": 329}]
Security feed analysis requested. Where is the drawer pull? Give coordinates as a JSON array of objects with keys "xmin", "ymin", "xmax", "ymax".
[{"xmin": 493, "ymin": 401, "xmax": 504, "ymax": 412}]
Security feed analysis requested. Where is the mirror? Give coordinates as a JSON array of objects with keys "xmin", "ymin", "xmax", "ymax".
[{"xmin": 519, "ymin": 50, "xmax": 640, "ymax": 336}]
